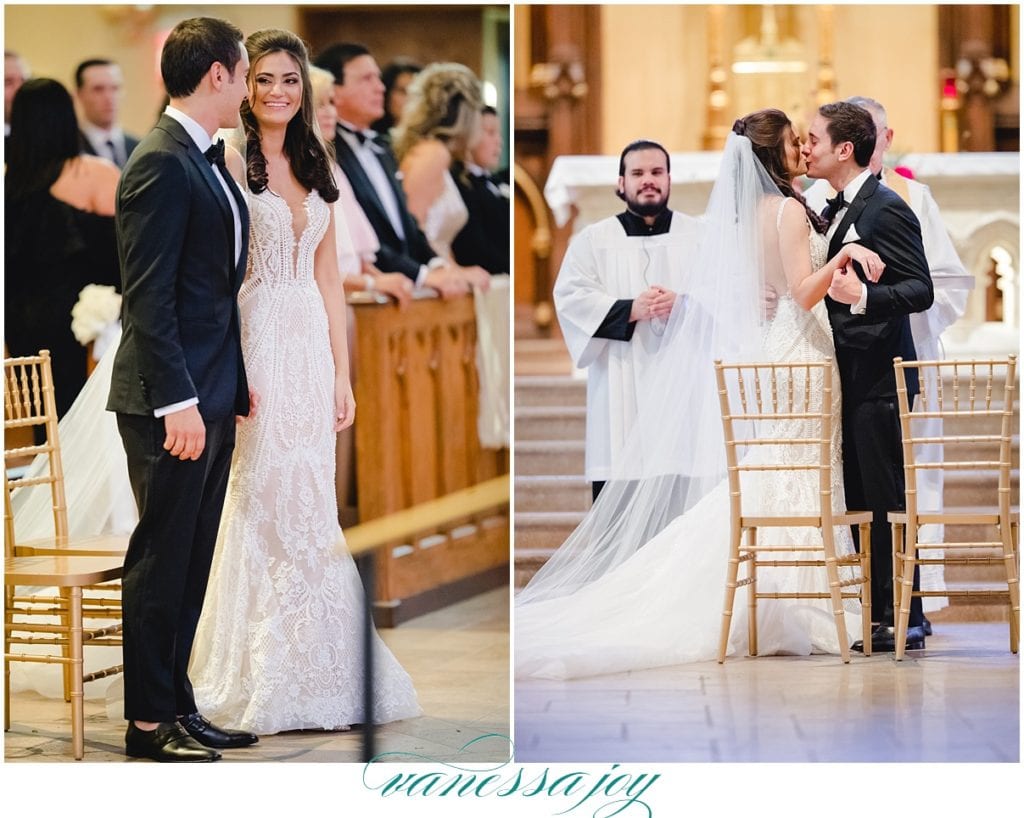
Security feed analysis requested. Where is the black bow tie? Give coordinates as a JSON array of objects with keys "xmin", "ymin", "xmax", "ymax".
[
  {"xmin": 204, "ymin": 139, "xmax": 226, "ymax": 172},
  {"xmin": 339, "ymin": 123, "xmax": 379, "ymax": 147},
  {"xmin": 825, "ymin": 190, "xmax": 845, "ymax": 213}
]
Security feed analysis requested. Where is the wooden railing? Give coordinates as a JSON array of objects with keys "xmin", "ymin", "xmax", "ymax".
[{"xmin": 348, "ymin": 292, "xmax": 509, "ymax": 625}]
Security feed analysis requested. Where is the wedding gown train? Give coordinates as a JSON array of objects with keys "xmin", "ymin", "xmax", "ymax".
[{"xmin": 515, "ymin": 223, "xmax": 862, "ymax": 680}]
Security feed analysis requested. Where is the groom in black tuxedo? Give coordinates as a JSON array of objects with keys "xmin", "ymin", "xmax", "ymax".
[
  {"xmin": 106, "ymin": 17, "xmax": 257, "ymax": 761},
  {"xmin": 803, "ymin": 101, "xmax": 934, "ymax": 653}
]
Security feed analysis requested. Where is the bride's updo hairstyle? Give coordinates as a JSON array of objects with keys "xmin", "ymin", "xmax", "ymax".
[
  {"xmin": 732, "ymin": 109, "xmax": 827, "ymax": 234},
  {"xmin": 241, "ymin": 28, "xmax": 339, "ymax": 203}
]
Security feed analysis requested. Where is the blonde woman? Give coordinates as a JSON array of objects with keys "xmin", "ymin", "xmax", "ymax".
[{"xmin": 392, "ymin": 62, "xmax": 490, "ymax": 291}]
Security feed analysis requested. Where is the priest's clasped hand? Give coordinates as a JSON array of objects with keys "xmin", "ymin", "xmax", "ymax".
[{"xmin": 630, "ymin": 285, "xmax": 677, "ymax": 322}]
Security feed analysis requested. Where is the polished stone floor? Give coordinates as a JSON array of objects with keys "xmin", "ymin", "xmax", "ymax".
[
  {"xmin": 515, "ymin": 622, "xmax": 1018, "ymax": 763},
  {"xmin": 4, "ymin": 586, "xmax": 509, "ymax": 763}
]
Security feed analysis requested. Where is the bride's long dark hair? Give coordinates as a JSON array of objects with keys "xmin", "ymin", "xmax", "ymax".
[
  {"xmin": 241, "ymin": 29, "xmax": 339, "ymax": 203},
  {"xmin": 732, "ymin": 109, "xmax": 827, "ymax": 235}
]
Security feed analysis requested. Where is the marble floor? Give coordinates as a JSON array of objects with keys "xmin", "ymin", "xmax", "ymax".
[
  {"xmin": 515, "ymin": 622, "xmax": 1019, "ymax": 763},
  {"xmin": 4, "ymin": 586, "xmax": 510, "ymax": 763}
]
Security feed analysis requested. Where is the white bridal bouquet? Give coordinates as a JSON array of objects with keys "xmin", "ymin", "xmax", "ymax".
[{"xmin": 71, "ymin": 283, "xmax": 121, "ymax": 360}]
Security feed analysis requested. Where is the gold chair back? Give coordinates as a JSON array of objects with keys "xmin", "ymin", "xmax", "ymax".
[
  {"xmin": 890, "ymin": 355, "xmax": 1019, "ymax": 659},
  {"xmin": 714, "ymin": 359, "xmax": 872, "ymax": 663}
]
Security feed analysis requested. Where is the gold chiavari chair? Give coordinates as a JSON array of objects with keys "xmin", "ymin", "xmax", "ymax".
[
  {"xmin": 715, "ymin": 359, "xmax": 873, "ymax": 664},
  {"xmin": 4, "ymin": 350, "xmax": 124, "ymax": 759},
  {"xmin": 889, "ymin": 356, "xmax": 1019, "ymax": 661}
]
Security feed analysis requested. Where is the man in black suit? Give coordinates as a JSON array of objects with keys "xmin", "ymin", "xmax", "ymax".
[
  {"xmin": 106, "ymin": 17, "xmax": 257, "ymax": 762},
  {"xmin": 313, "ymin": 42, "xmax": 469, "ymax": 298},
  {"xmin": 803, "ymin": 101, "xmax": 934, "ymax": 653},
  {"xmin": 75, "ymin": 59, "xmax": 139, "ymax": 168},
  {"xmin": 452, "ymin": 105, "xmax": 509, "ymax": 276}
]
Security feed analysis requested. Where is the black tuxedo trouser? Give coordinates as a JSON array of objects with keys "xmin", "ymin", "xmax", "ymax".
[
  {"xmin": 116, "ymin": 412, "xmax": 236, "ymax": 722},
  {"xmin": 841, "ymin": 396, "xmax": 923, "ymax": 628}
]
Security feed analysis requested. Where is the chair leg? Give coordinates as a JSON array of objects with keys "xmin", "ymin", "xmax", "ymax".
[
  {"xmin": 895, "ymin": 523, "xmax": 918, "ymax": 662},
  {"xmin": 70, "ymin": 586, "xmax": 84, "ymax": 760},
  {"xmin": 822, "ymin": 526, "xmax": 851, "ymax": 663},
  {"xmin": 1001, "ymin": 521, "xmax": 1019, "ymax": 654},
  {"xmin": 891, "ymin": 521, "xmax": 903, "ymax": 634},
  {"xmin": 4, "ymin": 587, "xmax": 11, "ymax": 732},
  {"xmin": 860, "ymin": 522, "xmax": 872, "ymax": 657},
  {"xmin": 718, "ymin": 528, "xmax": 743, "ymax": 663},
  {"xmin": 747, "ymin": 527, "xmax": 758, "ymax": 657},
  {"xmin": 59, "ymin": 587, "xmax": 73, "ymax": 703}
]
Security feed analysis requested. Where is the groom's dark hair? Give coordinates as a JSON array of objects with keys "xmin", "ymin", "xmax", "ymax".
[
  {"xmin": 818, "ymin": 102, "xmax": 876, "ymax": 167},
  {"xmin": 161, "ymin": 17, "xmax": 244, "ymax": 98}
]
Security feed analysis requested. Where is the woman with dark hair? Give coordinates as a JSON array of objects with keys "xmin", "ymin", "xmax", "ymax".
[
  {"xmin": 188, "ymin": 28, "xmax": 420, "ymax": 732},
  {"xmin": 516, "ymin": 109, "xmax": 887, "ymax": 679},
  {"xmin": 371, "ymin": 58, "xmax": 420, "ymax": 137},
  {"xmin": 4, "ymin": 77, "xmax": 120, "ymax": 417}
]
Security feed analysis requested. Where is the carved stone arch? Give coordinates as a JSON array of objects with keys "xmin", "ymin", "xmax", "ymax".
[{"xmin": 960, "ymin": 217, "xmax": 1020, "ymax": 327}]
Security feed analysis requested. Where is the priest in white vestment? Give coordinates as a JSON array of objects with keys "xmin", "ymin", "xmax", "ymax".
[
  {"xmin": 806, "ymin": 97, "xmax": 972, "ymax": 624},
  {"xmin": 553, "ymin": 140, "xmax": 699, "ymax": 500}
]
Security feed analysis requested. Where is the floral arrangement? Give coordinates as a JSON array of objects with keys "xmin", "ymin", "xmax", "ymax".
[{"xmin": 71, "ymin": 284, "xmax": 121, "ymax": 346}]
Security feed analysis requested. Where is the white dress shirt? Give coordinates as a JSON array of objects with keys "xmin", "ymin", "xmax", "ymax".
[
  {"xmin": 80, "ymin": 120, "xmax": 127, "ymax": 167},
  {"xmin": 826, "ymin": 167, "xmax": 873, "ymax": 315},
  {"xmin": 337, "ymin": 120, "xmax": 406, "ymax": 241}
]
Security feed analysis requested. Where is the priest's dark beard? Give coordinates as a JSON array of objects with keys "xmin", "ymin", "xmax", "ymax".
[{"xmin": 624, "ymin": 192, "xmax": 670, "ymax": 218}]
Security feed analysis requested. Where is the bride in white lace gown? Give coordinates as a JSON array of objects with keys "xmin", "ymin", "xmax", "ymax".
[
  {"xmin": 188, "ymin": 30, "xmax": 419, "ymax": 731},
  {"xmin": 516, "ymin": 110, "xmax": 886, "ymax": 680}
]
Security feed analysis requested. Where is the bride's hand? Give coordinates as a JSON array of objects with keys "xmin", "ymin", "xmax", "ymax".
[
  {"xmin": 841, "ymin": 243, "xmax": 885, "ymax": 283},
  {"xmin": 335, "ymin": 376, "xmax": 356, "ymax": 431}
]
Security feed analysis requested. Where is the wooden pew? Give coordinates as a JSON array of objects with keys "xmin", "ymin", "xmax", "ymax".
[{"xmin": 349, "ymin": 292, "xmax": 509, "ymax": 626}]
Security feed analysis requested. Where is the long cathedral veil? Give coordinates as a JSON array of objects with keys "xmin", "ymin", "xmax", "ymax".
[{"xmin": 516, "ymin": 133, "xmax": 784, "ymax": 608}]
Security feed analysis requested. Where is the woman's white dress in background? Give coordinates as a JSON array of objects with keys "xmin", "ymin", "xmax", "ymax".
[
  {"xmin": 515, "ymin": 221, "xmax": 862, "ymax": 680},
  {"xmin": 424, "ymin": 171, "xmax": 468, "ymax": 260},
  {"xmin": 188, "ymin": 188, "xmax": 420, "ymax": 733}
]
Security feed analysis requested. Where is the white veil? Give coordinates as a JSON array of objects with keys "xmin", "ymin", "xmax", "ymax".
[{"xmin": 516, "ymin": 132, "xmax": 784, "ymax": 606}]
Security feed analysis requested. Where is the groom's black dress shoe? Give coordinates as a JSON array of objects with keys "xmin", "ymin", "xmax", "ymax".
[
  {"xmin": 125, "ymin": 722, "xmax": 221, "ymax": 762},
  {"xmin": 852, "ymin": 624, "xmax": 926, "ymax": 654},
  {"xmin": 922, "ymin": 616, "xmax": 933, "ymax": 636},
  {"xmin": 179, "ymin": 712, "xmax": 259, "ymax": 749}
]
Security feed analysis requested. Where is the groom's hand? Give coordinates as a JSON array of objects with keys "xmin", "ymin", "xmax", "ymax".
[
  {"xmin": 237, "ymin": 388, "xmax": 260, "ymax": 425},
  {"xmin": 827, "ymin": 267, "xmax": 865, "ymax": 306},
  {"xmin": 164, "ymin": 405, "xmax": 206, "ymax": 460}
]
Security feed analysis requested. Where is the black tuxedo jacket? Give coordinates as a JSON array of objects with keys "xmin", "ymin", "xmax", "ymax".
[
  {"xmin": 824, "ymin": 173, "xmax": 932, "ymax": 402},
  {"xmin": 451, "ymin": 167, "xmax": 509, "ymax": 275},
  {"xmin": 106, "ymin": 114, "xmax": 249, "ymax": 420},
  {"xmin": 80, "ymin": 129, "xmax": 141, "ymax": 167},
  {"xmin": 332, "ymin": 128, "xmax": 436, "ymax": 281}
]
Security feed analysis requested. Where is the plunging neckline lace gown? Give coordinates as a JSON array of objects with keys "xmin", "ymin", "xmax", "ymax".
[
  {"xmin": 189, "ymin": 187, "xmax": 420, "ymax": 732},
  {"xmin": 515, "ymin": 214, "xmax": 862, "ymax": 680}
]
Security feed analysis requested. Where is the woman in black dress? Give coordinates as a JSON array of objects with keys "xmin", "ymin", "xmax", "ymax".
[{"xmin": 5, "ymin": 77, "xmax": 121, "ymax": 417}]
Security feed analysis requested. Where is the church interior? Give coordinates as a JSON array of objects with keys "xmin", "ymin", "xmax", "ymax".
[
  {"xmin": 513, "ymin": 3, "xmax": 1019, "ymax": 769},
  {"xmin": 4, "ymin": 3, "xmax": 510, "ymax": 768}
]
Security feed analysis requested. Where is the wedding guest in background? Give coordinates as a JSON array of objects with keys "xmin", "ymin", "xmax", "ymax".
[
  {"xmin": 75, "ymin": 58, "xmax": 140, "ymax": 168},
  {"xmin": 309, "ymin": 63, "xmax": 413, "ymax": 307},
  {"xmin": 4, "ymin": 49, "xmax": 30, "ymax": 141},
  {"xmin": 452, "ymin": 104, "xmax": 510, "ymax": 275},
  {"xmin": 391, "ymin": 61, "xmax": 490, "ymax": 290},
  {"xmin": 313, "ymin": 42, "xmax": 470, "ymax": 297},
  {"xmin": 371, "ymin": 57, "xmax": 420, "ymax": 141},
  {"xmin": 4, "ymin": 77, "xmax": 120, "ymax": 418}
]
